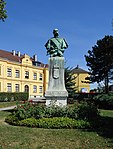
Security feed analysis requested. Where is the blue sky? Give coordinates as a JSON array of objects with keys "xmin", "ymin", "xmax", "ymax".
[{"xmin": 0, "ymin": 0, "xmax": 113, "ymax": 89}]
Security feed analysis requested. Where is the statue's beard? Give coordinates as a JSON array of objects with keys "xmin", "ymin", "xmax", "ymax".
[{"xmin": 54, "ymin": 33, "xmax": 58, "ymax": 37}]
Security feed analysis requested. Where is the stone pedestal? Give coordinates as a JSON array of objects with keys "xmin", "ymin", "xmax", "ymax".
[{"xmin": 45, "ymin": 57, "xmax": 68, "ymax": 107}]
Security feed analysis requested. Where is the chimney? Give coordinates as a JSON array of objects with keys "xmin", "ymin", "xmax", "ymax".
[
  {"xmin": 76, "ymin": 65, "xmax": 79, "ymax": 69},
  {"xmin": 17, "ymin": 51, "xmax": 20, "ymax": 57},
  {"xmin": 33, "ymin": 54, "xmax": 38, "ymax": 61},
  {"xmin": 12, "ymin": 50, "xmax": 16, "ymax": 56}
]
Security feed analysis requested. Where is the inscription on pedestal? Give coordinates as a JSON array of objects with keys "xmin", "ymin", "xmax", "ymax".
[{"xmin": 45, "ymin": 91, "xmax": 68, "ymax": 96}]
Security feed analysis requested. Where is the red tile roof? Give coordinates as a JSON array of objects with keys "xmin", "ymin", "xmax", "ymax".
[
  {"xmin": 0, "ymin": 49, "xmax": 22, "ymax": 62},
  {"xmin": 0, "ymin": 49, "xmax": 48, "ymax": 68}
]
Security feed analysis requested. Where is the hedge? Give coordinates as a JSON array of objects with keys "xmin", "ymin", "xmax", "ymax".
[
  {"xmin": 0, "ymin": 92, "xmax": 28, "ymax": 102},
  {"xmin": 5, "ymin": 116, "xmax": 91, "ymax": 129}
]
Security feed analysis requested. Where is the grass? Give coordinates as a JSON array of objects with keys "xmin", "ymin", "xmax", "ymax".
[
  {"xmin": 100, "ymin": 109, "xmax": 113, "ymax": 117},
  {"xmin": 0, "ymin": 110, "xmax": 113, "ymax": 149},
  {"xmin": 0, "ymin": 101, "xmax": 17, "ymax": 108}
]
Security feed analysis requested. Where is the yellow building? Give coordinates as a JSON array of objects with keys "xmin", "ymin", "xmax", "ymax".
[
  {"xmin": 72, "ymin": 65, "xmax": 90, "ymax": 93},
  {"xmin": 0, "ymin": 49, "xmax": 90, "ymax": 98},
  {"xmin": 0, "ymin": 49, "xmax": 48, "ymax": 99}
]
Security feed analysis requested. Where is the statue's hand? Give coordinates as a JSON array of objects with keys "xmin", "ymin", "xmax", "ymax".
[{"xmin": 50, "ymin": 46, "xmax": 54, "ymax": 50}]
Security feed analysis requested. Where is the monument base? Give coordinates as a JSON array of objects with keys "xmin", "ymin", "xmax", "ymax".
[
  {"xmin": 45, "ymin": 90, "xmax": 68, "ymax": 107},
  {"xmin": 45, "ymin": 57, "xmax": 68, "ymax": 107},
  {"xmin": 46, "ymin": 97, "xmax": 67, "ymax": 107}
]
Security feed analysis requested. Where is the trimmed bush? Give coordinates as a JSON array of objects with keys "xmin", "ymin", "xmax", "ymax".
[
  {"xmin": 0, "ymin": 92, "xmax": 28, "ymax": 102},
  {"xmin": 5, "ymin": 115, "xmax": 20, "ymax": 125},
  {"xmin": 5, "ymin": 116, "xmax": 90, "ymax": 129},
  {"xmin": 19, "ymin": 118, "xmax": 38, "ymax": 127}
]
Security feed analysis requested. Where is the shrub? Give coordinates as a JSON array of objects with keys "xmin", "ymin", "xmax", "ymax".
[
  {"xmin": 44, "ymin": 105, "xmax": 70, "ymax": 118},
  {"xmin": 5, "ymin": 101, "xmax": 100, "ymax": 129},
  {"xmin": 67, "ymin": 104, "xmax": 78, "ymax": 119},
  {"xmin": 5, "ymin": 115, "xmax": 19, "ymax": 125},
  {"xmin": 93, "ymin": 93, "xmax": 113, "ymax": 109},
  {"xmin": 10, "ymin": 101, "xmax": 100, "ymax": 122},
  {"xmin": 14, "ymin": 102, "xmax": 45, "ymax": 120},
  {"xmin": 6, "ymin": 117, "xmax": 91, "ymax": 129},
  {"xmin": 14, "ymin": 102, "xmax": 78, "ymax": 120},
  {"xmin": 77, "ymin": 102, "xmax": 100, "ymax": 121},
  {"xmin": 19, "ymin": 118, "xmax": 38, "ymax": 127},
  {"xmin": 36, "ymin": 117, "xmax": 90, "ymax": 129}
]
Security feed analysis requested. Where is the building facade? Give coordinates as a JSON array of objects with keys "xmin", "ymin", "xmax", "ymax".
[
  {"xmin": 72, "ymin": 65, "xmax": 90, "ymax": 93},
  {"xmin": 0, "ymin": 49, "xmax": 90, "ymax": 98},
  {"xmin": 0, "ymin": 49, "xmax": 48, "ymax": 98}
]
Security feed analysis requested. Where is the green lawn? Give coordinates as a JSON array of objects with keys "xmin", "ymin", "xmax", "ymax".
[
  {"xmin": 0, "ymin": 110, "xmax": 113, "ymax": 149},
  {"xmin": 0, "ymin": 102, "xmax": 17, "ymax": 108},
  {"xmin": 100, "ymin": 109, "xmax": 113, "ymax": 117}
]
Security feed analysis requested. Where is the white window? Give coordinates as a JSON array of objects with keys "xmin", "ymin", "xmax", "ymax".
[
  {"xmin": 33, "ymin": 85, "xmax": 37, "ymax": 93},
  {"xmin": 7, "ymin": 83, "xmax": 12, "ymax": 92},
  {"xmin": 33, "ymin": 72, "xmax": 37, "ymax": 80},
  {"xmin": 25, "ymin": 71, "xmax": 29, "ymax": 79},
  {"xmin": 39, "ymin": 86, "xmax": 43, "ymax": 93},
  {"xmin": 15, "ymin": 70, "xmax": 20, "ymax": 78},
  {"xmin": 15, "ymin": 84, "xmax": 19, "ymax": 92},
  {"xmin": 7, "ymin": 68, "xmax": 12, "ymax": 77},
  {"xmin": 39, "ymin": 73, "xmax": 43, "ymax": 81}
]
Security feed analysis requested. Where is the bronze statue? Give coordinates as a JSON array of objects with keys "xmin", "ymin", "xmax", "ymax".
[{"xmin": 45, "ymin": 29, "xmax": 68, "ymax": 57}]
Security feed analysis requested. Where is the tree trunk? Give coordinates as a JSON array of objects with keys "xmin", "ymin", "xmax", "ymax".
[{"xmin": 105, "ymin": 74, "xmax": 109, "ymax": 93}]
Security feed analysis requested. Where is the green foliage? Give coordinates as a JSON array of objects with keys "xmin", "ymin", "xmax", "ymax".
[
  {"xmin": 6, "ymin": 116, "xmax": 90, "ymax": 129},
  {"xmin": 44, "ymin": 105, "xmax": 78, "ymax": 119},
  {"xmin": 44, "ymin": 105, "xmax": 68, "ymax": 118},
  {"xmin": 65, "ymin": 66, "xmax": 76, "ymax": 97},
  {"xmin": 5, "ymin": 101, "xmax": 100, "ymax": 129},
  {"xmin": 5, "ymin": 115, "xmax": 19, "ymax": 125},
  {"xmin": 85, "ymin": 35, "xmax": 113, "ymax": 93},
  {"xmin": 14, "ymin": 102, "xmax": 77, "ymax": 120},
  {"xmin": 14, "ymin": 92, "xmax": 29, "ymax": 101},
  {"xmin": 77, "ymin": 102, "xmax": 100, "ymax": 121},
  {"xmin": 0, "ymin": 0, "xmax": 7, "ymax": 21},
  {"xmin": 19, "ymin": 118, "xmax": 38, "ymax": 127},
  {"xmin": 14, "ymin": 102, "xmax": 45, "ymax": 120},
  {"xmin": 0, "ymin": 92, "xmax": 28, "ymax": 102},
  {"xmin": 93, "ymin": 93, "xmax": 113, "ymax": 109}
]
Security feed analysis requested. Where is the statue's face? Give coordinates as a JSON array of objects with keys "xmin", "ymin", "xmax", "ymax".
[{"xmin": 53, "ymin": 30, "xmax": 59, "ymax": 37}]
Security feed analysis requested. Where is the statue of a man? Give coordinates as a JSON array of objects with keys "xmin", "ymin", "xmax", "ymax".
[{"xmin": 45, "ymin": 29, "xmax": 68, "ymax": 57}]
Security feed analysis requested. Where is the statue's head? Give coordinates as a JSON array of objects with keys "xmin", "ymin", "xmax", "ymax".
[{"xmin": 53, "ymin": 28, "xmax": 59, "ymax": 37}]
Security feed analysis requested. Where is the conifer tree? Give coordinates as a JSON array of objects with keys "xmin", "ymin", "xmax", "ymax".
[
  {"xmin": 65, "ymin": 66, "xmax": 76, "ymax": 97},
  {"xmin": 85, "ymin": 35, "xmax": 113, "ymax": 93}
]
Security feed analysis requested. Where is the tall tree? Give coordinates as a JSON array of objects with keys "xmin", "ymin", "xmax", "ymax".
[
  {"xmin": 85, "ymin": 35, "xmax": 113, "ymax": 93},
  {"xmin": 65, "ymin": 66, "xmax": 76, "ymax": 97},
  {"xmin": 0, "ymin": 0, "xmax": 7, "ymax": 21}
]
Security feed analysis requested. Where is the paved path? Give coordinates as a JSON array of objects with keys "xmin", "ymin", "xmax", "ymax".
[{"xmin": 0, "ymin": 106, "xmax": 17, "ymax": 111}]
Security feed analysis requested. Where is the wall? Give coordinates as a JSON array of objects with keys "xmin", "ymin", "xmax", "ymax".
[
  {"xmin": 0, "ymin": 55, "xmax": 48, "ymax": 98},
  {"xmin": 73, "ymin": 73, "xmax": 90, "ymax": 92}
]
